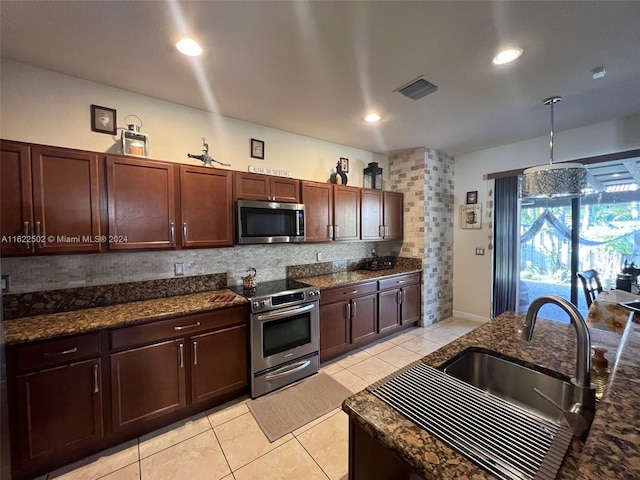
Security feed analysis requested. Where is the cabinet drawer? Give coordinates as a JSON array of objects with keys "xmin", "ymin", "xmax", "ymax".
[
  {"xmin": 320, "ymin": 282, "xmax": 377, "ymax": 305},
  {"xmin": 110, "ymin": 305, "xmax": 247, "ymax": 351},
  {"xmin": 15, "ymin": 332, "xmax": 100, "ymax": 373},
  {"xmin": 378, "ymin": 273, "xmax": 420, "ymax": 291}
]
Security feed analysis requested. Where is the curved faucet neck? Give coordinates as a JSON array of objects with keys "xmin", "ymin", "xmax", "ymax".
[{"xmin": 522, "ymin": 295, "xmax": 592, "ymax": 389}]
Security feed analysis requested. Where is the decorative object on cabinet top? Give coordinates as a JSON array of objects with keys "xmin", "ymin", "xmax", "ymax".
[
  {"xmin": 2, "ymin": 273, "xmax": 227, "ymax": 320},
  {"xmin": 120, "ymin": 114, "xmax": 149, "ymax": 158},
  {"xmin": 3, "ymin": 289, "xmax": 248, "ymax": 346},
  {"xmin": 187, "ymin": 137, "xmax": 231, "ymax": 168}
]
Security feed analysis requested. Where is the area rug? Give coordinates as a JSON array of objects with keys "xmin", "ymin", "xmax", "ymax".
[{"xmin": 247, "ymin": 373, "xmax": 352, "ymax": 442}]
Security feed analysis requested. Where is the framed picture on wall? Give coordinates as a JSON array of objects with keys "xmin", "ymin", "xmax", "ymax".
[
  {"xmin": 466, "ymin": 190, "xmax": 478, "ymax": 204},
  {"xmin": 90, "ymin": 104, "xmax": 117, "ymax": 135},
  {"xmin": 461, "ymin": 204, "xmax": 482, "ymax": 229},
  {"xmin": 339, "ymin": 157, "xmax": 349, "ymax": 172},
  {"xmin": 251, "ymin": 138, "xmax": 265, "ymax": 159}
]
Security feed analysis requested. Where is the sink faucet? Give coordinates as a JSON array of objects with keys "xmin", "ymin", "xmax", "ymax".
[{"xmin": 522, "ymin": 295, "xmax": 596, "ymax": 437}]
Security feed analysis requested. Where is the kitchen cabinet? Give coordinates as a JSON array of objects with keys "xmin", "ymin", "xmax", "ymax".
[
  {"xmin": 234, "ymin": 171, "xmax": 300, "ymax": 202},
  {"xmin": 109, "ymin": 306, "xmax": 248, "ymax": 433},
  {"xmin": 179, "ymin": 165, "xmax": 233, "ymax": 247},
  {"xmin": 361, "ymin": 189, "xmax": 404, "ymax": 241},
  {"xmin": 7, "ymin": 333, "xmax": 103, "ymax": 477},
  {"xmin": 378, "ymin": 273, "xmax": 421, "ymax": 333},
  {"xmin": 1, "ymin": 141, "xmax": 102, "ymax": 255},
  {"xmin": 106, "ymin": 155, "xmax": 176, "ymax": 250},
  {"xmin": 319, "ymin": 281, "xmax": 377, "ymax": 362},
  {"xmin": 302, "ymin": 181, "xmax": 361, "ymax": 243}
]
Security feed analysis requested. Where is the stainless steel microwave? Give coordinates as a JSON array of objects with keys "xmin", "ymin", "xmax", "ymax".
[{"xmin": 236, "ymin": 200, "xmax": 305, "ymax": 244}]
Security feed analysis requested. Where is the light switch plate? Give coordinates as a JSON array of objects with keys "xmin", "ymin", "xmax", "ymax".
[
  {"xmin": 174, "ymin": 263, "xmax": 185, "ymax": 276},
  {"xmin": 1, "ymin": 274, "xmax": 10, "ymax": 292},
  {"xmin": 316, "ymin": 252, "xmax": 322, "ymax": 262}
]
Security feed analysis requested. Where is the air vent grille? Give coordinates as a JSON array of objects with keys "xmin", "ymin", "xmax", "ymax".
[{"xmin": 395, "ymin": 77, "xmax": 438, "ymax": 101}]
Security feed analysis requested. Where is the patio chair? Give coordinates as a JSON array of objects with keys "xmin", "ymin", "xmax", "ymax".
[{"xmin": 576, "ymin": 269, "xmax": 603, "ymax": 308}]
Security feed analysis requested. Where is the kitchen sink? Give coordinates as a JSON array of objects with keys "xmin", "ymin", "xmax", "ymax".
[{"xmin": 440, "ymin": 348, "xmax": 576, "ymax": 426}]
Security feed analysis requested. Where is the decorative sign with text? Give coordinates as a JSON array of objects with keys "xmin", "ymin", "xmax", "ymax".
[{"xmin": 248, "ymin": 165, "xmax": 293, "ymax": 178}]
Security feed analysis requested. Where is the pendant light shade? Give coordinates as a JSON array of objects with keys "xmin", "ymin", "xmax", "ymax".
[{"xmin": 521, "ymin": 97, "xmax": 587, "ymax": 198}]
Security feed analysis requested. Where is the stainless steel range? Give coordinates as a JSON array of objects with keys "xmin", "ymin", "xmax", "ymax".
[{"xmin": 229, "ymin": 279, "xmax": 320, "ymax": 398}]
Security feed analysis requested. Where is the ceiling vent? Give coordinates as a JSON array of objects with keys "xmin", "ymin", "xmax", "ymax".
[{"xmin": 394, "ymin": 76, "xmax": 438, "ymax": 101}]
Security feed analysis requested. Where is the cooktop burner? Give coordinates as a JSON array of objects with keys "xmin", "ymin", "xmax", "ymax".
[{"xmin": 228, "ymin": 278, "xmax": 315, "ymax": 300}]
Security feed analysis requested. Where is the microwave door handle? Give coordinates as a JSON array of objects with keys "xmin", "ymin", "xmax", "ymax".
[
  {"xmin": 264, "ymin": 360, "xmax": 312, "ymax": 381},
  {"xmin": 256, "ymin": 303, "xmax": 316, "ymax": 322}
]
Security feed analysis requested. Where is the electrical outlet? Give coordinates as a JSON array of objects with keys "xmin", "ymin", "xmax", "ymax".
[
  {"xmin": 174, "ymin": 263, "xmax": 185, "ymax": 276},
  {"xmin": 316, "ymin": 252, "xmax": 322, "ymax": 262},
  {"xmin": 475, "ymin": 248, "xmax": 485, "ymax": 256},
  {"xmin": 1, "ymin": 274, "xmax": 10, "ymax": 292},
  {"xmin": 412, "ymin": 248, "xmax": 418, "ymax": 257}
]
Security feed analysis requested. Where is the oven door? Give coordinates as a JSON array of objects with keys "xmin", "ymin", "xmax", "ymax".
[{"xmin": 251, "ymin": 302, "xmax": 319, "ymax": 373}]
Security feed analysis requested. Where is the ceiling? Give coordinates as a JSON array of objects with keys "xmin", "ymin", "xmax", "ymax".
[{"xmin": 2, "ymin": 1, "xmax": 640, "ymax": 156}]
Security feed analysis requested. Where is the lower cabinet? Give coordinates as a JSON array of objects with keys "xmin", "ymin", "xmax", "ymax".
[{"xmin": 319, "ymin": 273, "xmax": 421, "ymax": 363}]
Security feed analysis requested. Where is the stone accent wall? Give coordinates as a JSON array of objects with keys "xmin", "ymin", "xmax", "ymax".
[
  {"xmin": 0, "ymin": 241, "xmax": 400, "ymax": 294},
  {"xmin": 389, "ymin": 147, "xmax": 454, "ymax": 326}
]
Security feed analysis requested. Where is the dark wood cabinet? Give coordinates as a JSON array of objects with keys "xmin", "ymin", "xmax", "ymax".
[
  {"xmin": 350, "ymin": 293, "xmax": 377, "ymax": 345},
  {"xmin": 319, "ymin": 300, "xmax": 350, "ymax": 360},
  {"xmin": 191, "ymin": 324, "xmax": 247, "ymax": 404},
  {"xmin": 234, "ymin": 171, "xmax": 300, "ymax": 202},
  {"xmin": 1, "ymin": 141, "xmax": 102, "ymax": 255},
  {"xmin": 179, "ymin": 165, "xmax": 233, "ymax": 247},
  {"xmin": 106, "ymin": 155, "xmax": 176, "ymax": 250},
  {"xmin": 302, "ymin": 181, "xmax": 333, "ymax": 243},
  {"xmin": 110, "ymin": 339, "xmax": 187, "ymax": 431},
  {"xmin": 360, "ymin": 189, "xmax": 403, "ymax": 241},
  {"xmin": 333, "ymin": 185, "xmax": 360, "ymax": 241},
  {"xmin": 377, "ymin": 273, "xmax": 421, "ymax": 334}
]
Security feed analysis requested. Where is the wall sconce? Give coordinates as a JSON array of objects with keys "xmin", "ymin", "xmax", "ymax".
[
  {"xmin": 121, "ymin": 114, "xmax": 149, "ymax": 158},
  {"xmin": 363, "ymin": 162, "xmax": 383, "ymax": 190}
]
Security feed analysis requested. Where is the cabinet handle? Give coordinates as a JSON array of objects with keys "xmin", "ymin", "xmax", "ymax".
[
  {"xmin": 183, "ymin": 222, "xmax": 188, "ymax": 244},
  {"xmin": 385, "ymin": 225, "xmax": 389, "ymax": 237},
  {"xmin": 335, "ymin": 225, "xmax": 340, "ymax": 237},
  {"xmin": 327, "ymin": 225, "xmax": 334, "ymax": 238},
  {"xmin": 397, "ymin": 291, "xmax": 402, "ymax": 305},
  {"xmin": 174, "ymin": 321, "xmax": 201, "ymax": 331},
  {"xmin": 379, "ymin": 225, "xmax": 384, "ymax": 237},
  {"xmin": 93, "ymin": 364, "xmax": 99, "ymax": 393},
  {"xmin": 351, "ymin": 300, "xmax": 357, "ymax": 318},
  {"xmin": 344, "ymin": 290, "xmax": 358, "ymax": 295},
  {"xmin": 179, "ymin": 343, "xmax": 184, "ymax": 368},
  {"xmin": 403, "ymin": 289, "xmax": 407, "ymax": 303},
  {"xmin": 345, "ymin": 303, "xmax": 351, "ymax": 320},
  {"xmin": 193, "ymin": 341, "xmax": 198, "ymax": 365},
  {"xmin": 43, "ymin": 347, "xmax": 77, "ymax": 357},
  {"xmin": 170, "ymin": 222, "xmax": 176, "ymax": 246},
  {"xmin": 23, "ymin": 222, "xmax": 31, "ymax": 249},
  {"xmin": 35, "ymin": 221, "xmax": 44, "ymax": 247}
]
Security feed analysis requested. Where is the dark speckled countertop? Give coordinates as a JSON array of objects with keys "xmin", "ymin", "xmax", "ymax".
[
  {"xmin": 342, "ymin": 312, "xmax": 640, "ymax": 479},
  {"xmin": 3, "ymin": 289, "xmax": 248, "ymax": 346},
  {"xmin": 299, "ymin": 266, "xmax": 421, "ymax": 289}
]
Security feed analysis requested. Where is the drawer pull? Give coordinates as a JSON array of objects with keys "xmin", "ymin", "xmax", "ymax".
[
  {"xmin": 44, "ymin": 347, "xmax": 78, "ymax": 357},
  {"xmin": 174, "ymin": 322, "xmax": 201, "ymax": 331},
  {"xmin": 345, "ymin": 290, "xmax": 358, "ymax": 295},
  {"xmin": 93, "ymin": 364, "xmax": 99, "ymax": 393},
  {"xmin": 396, "ymin": 280, "xmax": 406, "ymax": 284}
]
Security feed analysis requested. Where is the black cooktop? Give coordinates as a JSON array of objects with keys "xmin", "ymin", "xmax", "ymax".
[{"xmin": 228, "ymin": 278, "xmax": 314, "ymax": 299}]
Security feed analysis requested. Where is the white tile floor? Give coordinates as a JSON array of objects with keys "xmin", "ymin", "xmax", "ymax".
[{"xmin": 43, "ymin": 317, "xmax": 485, "ymax": 480}]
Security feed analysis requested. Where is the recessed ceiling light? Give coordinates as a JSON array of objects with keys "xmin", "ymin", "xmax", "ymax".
[
  {"xmin": 364, "ymin": 113, "xmax": 382, "ymax": 123},
  {"xmin": 176, "ymin": 38, "xmax": 203, "ymax": 57},
  {"xmin": 492, "ymin": 47, "xmax": 523, "ymax": 65}
]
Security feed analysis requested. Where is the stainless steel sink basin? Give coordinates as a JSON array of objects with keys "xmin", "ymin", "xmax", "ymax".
[{"xmin": 440, "ymin": 348, "xmax": 575, "ymax": 426}]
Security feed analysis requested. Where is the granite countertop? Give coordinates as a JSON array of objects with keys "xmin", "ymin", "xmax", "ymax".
[
  {"xmin": 299, "ymin": 265, "xmax": 422, "ymax": 289},
  {"xmin": 342, "ymin": 312, "xmax": 640, "ymax": 479},
  {"xmin": 3, "ymin": 289, "xmax": 248, "ymax": 346}
]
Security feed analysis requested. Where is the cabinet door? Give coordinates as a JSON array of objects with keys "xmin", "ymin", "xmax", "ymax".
[
  {"xmin": 16, "ymin": 358, "xmax": 103, "ymax": 465},
  {"xmin": 319, "ymin": 301, "xmax": 350, "ymax": 361},
  {"xmin": 333, "ymin": 185, "xmax": 360, "ymax": 241},
  {"xmin": 234, "ymin": 172, "xmax": 270, "ymax": 201},
  {"xmin": 383, "ymin": 191, "xmax": 403, "ymax": 240},
  {"xmin": 361, "ymin": 189, "xmax": 384, "ymax": 241},
  {"xmin": 191, "ymin": 324, "xmax": 248, "ymax": 404},
  {"xmin": 401, "ymin": 284, "xmax": 420, "ymax": 325},
  {"xmin": 32, "ymin": 146, "xmax": 102, "ymax": 253},
  {"xmin": 301, "ymin": 181, "xmax": 333, "ymax": 243},
  {"xmin": 378, "ymin": 289, "xmax": 401, "ymax": 334},
  {"xmin": 350, "ymin": 293, "xmax": 377, "ymax": 345},
  {"xmin": 180, "ymin": 166, "xmax": 233, "ymax": 247},
  {"xmin": 111, "ymin": 339, "xmax": 186, "ymax": 431},
  {"xmin": 271, "ymin": 177, "xmax": 300, "ymax": 202},
  {"xmin": 0, "ymin": 141, "xmax": 33, "ymax": 255},
  {"xmin": 107, "ymin": 156, "xmax": 176, "ymax": 250}
]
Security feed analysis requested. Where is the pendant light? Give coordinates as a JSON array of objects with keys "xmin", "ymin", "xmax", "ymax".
[{"xmin": 521, "ymin": 96, "xmax": 587, "ymax": 198}]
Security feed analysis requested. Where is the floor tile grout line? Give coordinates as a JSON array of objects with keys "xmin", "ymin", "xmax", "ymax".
[
  {"xmin": 229, "ymin": 436, "xmax": 298, "ymax": 474},
  {"xmin": 291, "ymin": 409, "xmax": 341, "ymax": 439},
  {"xmin": 295, "ymin": 436, "xmax": 332, "ymax": 480},
  {"xmin": 210, "ymin": 426, "xmax": 234, "ymax": 479}
]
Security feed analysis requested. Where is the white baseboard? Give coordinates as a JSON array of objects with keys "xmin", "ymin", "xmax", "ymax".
[{"xmin": 452, "ymin": 310, "xmax": 490, "ymax": 323}]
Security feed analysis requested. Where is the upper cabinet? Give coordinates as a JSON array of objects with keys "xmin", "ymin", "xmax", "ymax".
[
  {"xmin": 333, "ymin": 185, "xmax": 361, "ymax": 241},
  {"xmin": 1, "ymin": 141, "xmax": 102, "ymax": 255},
  {"xmin": 179, "ymin": 165, "xmax": 233, "ymax": 248},
  {"xmin": 301, "ymin": 181, "xmax": 333, "ymax": 243},
  {"xmin": 234, "ymin": 172, "xmax": 300, "ymax": 203},
  {"xmin": 106, "ymin": 155, "xmax": 176, "ymax": 250},
  {"xmin": 361, "ymin": 189, "xmax": 403, "ymax": 241}
]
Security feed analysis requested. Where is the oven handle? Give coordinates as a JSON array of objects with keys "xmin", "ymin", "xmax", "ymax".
[
  {"xmin": 256, "ymin": 303, "xmax": 316, "ymax": 322},
  {"xmin": 264, "ymin": 360, "xmax": 312, "ymax": 381}
]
